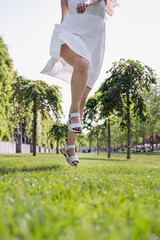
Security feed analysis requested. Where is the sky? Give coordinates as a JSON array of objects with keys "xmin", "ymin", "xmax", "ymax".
[{"xmin": 0, "ymin": 0, "xmax": 160, "ymax": 123}]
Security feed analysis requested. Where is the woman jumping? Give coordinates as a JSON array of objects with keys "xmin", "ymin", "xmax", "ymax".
[{"xmin": 41, "ymin": 0, "xmax": 119, "ymax": 166}]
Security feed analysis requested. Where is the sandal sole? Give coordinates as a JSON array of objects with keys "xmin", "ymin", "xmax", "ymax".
[
  {"xmin": 68, "ymin": 129, "xmax": 82, "ymax": 133},
  {"xmin": 60, "ymin": 148, "xmax": 79, "ymax": 167}
]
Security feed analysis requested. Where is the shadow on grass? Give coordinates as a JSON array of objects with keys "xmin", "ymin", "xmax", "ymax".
[
  {"xmin": 0, "ymin": 164, "xmax": 63, "ymax": 175},
  {"xmin": 79, "ymin": 157, "xmax": 127, "ymax": 162},
  {"xmin": 1, "ymin": 155, "xmax": 33, "ymax": 158},
  {"xmin": 0, "ymin": 153, "xmax": 51, "ymax": 158},
  {"xmin": 132, "ymin": 152, "xmax": 160, "ymax": 156}
]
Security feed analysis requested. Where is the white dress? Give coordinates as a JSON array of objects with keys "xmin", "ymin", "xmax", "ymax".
[{"xmin": 41, "ymin": 0, "xmax": 106, "ymax": 89}]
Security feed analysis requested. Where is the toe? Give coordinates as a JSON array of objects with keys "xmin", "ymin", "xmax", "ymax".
[
  {"xmin": 73, "ymin": 127, "xmax": 82, "ymax": 132},
  {"xmin": 73, "ymin": 161, "xmax": 79, "ymax": 166}
]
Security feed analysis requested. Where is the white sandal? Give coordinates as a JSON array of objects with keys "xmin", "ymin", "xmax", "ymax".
[
  {"xmin": 67, "ymin": 113, "xmax": 82, "ymax": 133},
  {"xmin": 60, "ymin": 142, "xmax": 79, "ymax": 167}
]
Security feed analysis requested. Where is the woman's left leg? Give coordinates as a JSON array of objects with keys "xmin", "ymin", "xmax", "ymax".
[{"xmin": 67, "ymin": 86, "xmax": 91, "ymax": 165}]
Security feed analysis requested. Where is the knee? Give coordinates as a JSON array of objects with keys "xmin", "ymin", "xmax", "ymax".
[{"xmin": 75, "ymin": 58, "xmax": 90, "ymax": 73}]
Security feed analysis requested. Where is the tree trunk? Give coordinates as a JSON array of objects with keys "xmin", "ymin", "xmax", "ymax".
[
  {"xmin": 150, "ymin": 135, "xmax": 154, "ymax": 152},
  {"xmin": 143, "ymin": 134, "xmax": 145, "ymax": 152},
  {"xmin": 20, "ymin": 121, "xmax": 23, "ymax": 144},
  {"xmin": 105, "ymin": 142, "xmax": 107, "ymax": 153},
  {"xmin": 108, "ymin": 120, "xmax": 111, "ymax": 158},
  {"xmin": 56, "ymin": 139, "xmax": 59, "ymax": 154},
  {"xmin": 135, "ymin": 135, "xmax": 138, "ymax": 152},
  {"xmin": 136, "ymin": 142, "xmax": 138, "ymax": 152},
  {"xmin": 127, "ymin": 93, "xmax": 131, "ymax": 159},
  {"xmin": 89, "ymin": 139, "xmax": 92, "ymax": 150},
  {"xmin": 33, "ymin": 100, "xmax": 37, "ymax": 156},
  {"xmin": 97, "ymin": 130, "xmax": 99, "ymax": 156}
]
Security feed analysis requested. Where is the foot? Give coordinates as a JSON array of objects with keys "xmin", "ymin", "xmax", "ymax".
[
  {"xmin": 68, "ymin": 113, "xmax": 82, "ymax": 133},
  {"xmin": 67, "ymin": 148, "xmax": 79, "ymax": 166},
  {"xmin": 60, "ymin": 141, "xmax": 79, "ymax": 167},
  {"xmin": 70, "ymin": 115, "xmax": 82, "ymax": 132}
]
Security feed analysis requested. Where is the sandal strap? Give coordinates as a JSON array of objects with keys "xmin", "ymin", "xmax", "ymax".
[
  {"xmin": 69, "ymin": 156, "xmax": 79, "ymax": 163},
  {"xmin": 60, "ymin": 146, "xmax": 79, "ymax": 166},
  {"xmin": 70, "ymin": 123, "xmax": 82, "ymax": 129},
  {"xmin": 69, "ymin": 113, "xmax": 80, "ymax": 119},
  {"xmin": 65, "ymin": 144, "xmax": 75, "ymax": 151}
]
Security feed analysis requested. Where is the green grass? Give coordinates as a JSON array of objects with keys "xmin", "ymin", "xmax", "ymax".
[{"xmin": 0, "ymin": 152, "xmax": 160, "ymax": 240}]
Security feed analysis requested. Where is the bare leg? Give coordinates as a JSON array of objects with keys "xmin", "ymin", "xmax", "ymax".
[
  {"xmin": 60, "ymin": 43, "xmax": 91, "ymax": 166},
  {"xmin": 69, "ymin": 59, "xmax": 89, "ymax": 131},
  {"xmin": 60, "ymin": 43, "xmax": 90, "ymax": 132},
  {"xmin": 67, "ymin": 86, "xmax": 91, "ymax": 165}
]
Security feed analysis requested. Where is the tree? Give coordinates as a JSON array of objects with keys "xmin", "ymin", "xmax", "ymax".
[
  {"xmin": 37, "ymin": 111, "xmax": 56, "ymax": 148},
  {"xmin": 83, "ymin": 96, "xmax": 99, "ymax": 130},
  {"xmin": 12, "ymin": 77, "xmax": 63, "ymax": 156},
  {"xmin": 131, "ymin": 119, "xmax": 143, "ymax": 151},
  {"xmin": 83, "ymin": 94, "xmax": 115, "ymax": 158},
  {"xmin": 144, "ymin": 85, "xmax": 160, "ymax": 150},
  {"xmin": 76, "ymin": 133, "xmax": 88, "ymax": 152},
  {"xmin": 0, "ymin": 37, "xmax": 17, "ymax": 140},
  {"xmin": 110, "ymin": 122, "xmax": 127, "ymax": 151},
  {"xmin": 50, "ymin": 123, "xmax": 68, "ymax": 154},
  {"xmin": 82, "ymin": 96, "xmax": 104, "ymax": 155},
  {"xmin": 87, "ymin": 129, "xmax": 95, "ymax": 150},
  {"xmin": 93, "ymin": 124, "xmax": 108, "ymax": 155},
  {"xmin": 96, "ymin": 59, "xmax": 157, "ymax": 159}
]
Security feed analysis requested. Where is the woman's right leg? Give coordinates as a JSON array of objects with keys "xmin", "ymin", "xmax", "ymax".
[
  {"xmin": 61, "ymin": 44, "xmax": 90, "ymax": 123},
  {"xmin": 60, "ymin": 43, "xmax": 90, "ymax": 165}
]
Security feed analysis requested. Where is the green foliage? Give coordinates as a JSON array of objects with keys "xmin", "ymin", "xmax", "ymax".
[
  {"xmin": 86, "ymin": 129, "xmax": 97, "ymax": 149},
  {"xmin": 12, "ymin": 77, "xmax": 63, "ymax": 119},
  {"xmin": 12, "ymin": 77, "xmax": 63, "ymax": 155},
  {"xmin": 50, "ymin": 122, "xmax": 68, "ymax": 147},
  {"xmin": 144, "ymin": 85, "xmax": 160, "ymax": 135},
  {"xmin": 76, "ymin": 133, "xmax": 88, "ymax": 151},
  {"xmin": 110, "ymin": 122, "xmax": 127, "ymax": 147},
  {"xmin": 0, "ymin": 153, "xmax": 160, "ymax": 240},
  {"xmin": 130, "ymin": 85, "xmax": 160, "ymax": 147},
  {"xmin": 37, "ymin": 112, "xmax": 55, "ymax": 148},
  {"xmin": 0, "ymin": 37, "xmax": 17, "ymax": 140},
  {"xmin": 98, "ymin": 58, "xmax": 158, "ymax": 129},
  {"xmin": 23, "ymin": 102, "xmax": 34, "ymax": 142},
  {"xmin": 83, "ymin": 95, "xmax": 99, "ymax": 130},
  {"xmin": 0, "ymin": 37, "xmax": 64, "ymax": 147},
  {"xmin": 51, "ymin": 123, "xmax": 68, "ymax": 141},
  {"xmin": 84, "ymin": 59, "xmax": 158, "ymax": 159}
]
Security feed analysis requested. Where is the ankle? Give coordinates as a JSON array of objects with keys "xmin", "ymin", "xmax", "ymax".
[
  {"xmin": 69, "ymin": 107, "xmax": 80, "ymax": 114},
  {"xmin": 71, "ymin": 116, "xmax": 80, "ymax": 124},
  {"xmin": 68, "ymin": 112, "xmax": 81, "ymax": 124},
  {"xmin": 68, "ymin": 148, "xmax": 76, "ymax": 156}
]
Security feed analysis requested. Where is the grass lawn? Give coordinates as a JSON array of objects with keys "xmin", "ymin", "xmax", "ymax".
[{"xmin": 0, "ymin": 152, "xmax": 160, "ymax": 240}]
